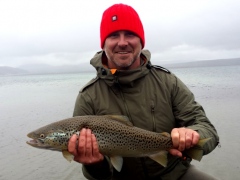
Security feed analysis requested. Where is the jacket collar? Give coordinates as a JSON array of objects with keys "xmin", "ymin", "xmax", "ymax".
[{"xmin": 90, "ymin": 50, "xmax": 152, "ymax": 87}]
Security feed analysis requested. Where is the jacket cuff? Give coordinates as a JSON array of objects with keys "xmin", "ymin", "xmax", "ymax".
[{"xmin": 82, "ymin": 156, "xmax": 112, "ymax": 180}]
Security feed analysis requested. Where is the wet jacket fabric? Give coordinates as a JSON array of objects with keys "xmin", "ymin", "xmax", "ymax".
[{"xmin": 73, "ymin": 50, "xmax": 219, "ymax": 180}]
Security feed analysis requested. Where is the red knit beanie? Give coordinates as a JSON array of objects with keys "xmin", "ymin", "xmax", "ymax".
[{"xmin": 100, "ymin": 3, "xmax": 145, "ymax": 49}]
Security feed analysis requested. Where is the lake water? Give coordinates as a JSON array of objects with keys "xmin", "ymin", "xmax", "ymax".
[{"xmin": 0, "ymin": 65, "xmax": 240, "ymax": 180}]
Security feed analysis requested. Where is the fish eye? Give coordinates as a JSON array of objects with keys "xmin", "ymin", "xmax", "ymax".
[{"xmin": 40, "ymin": 134, "xmax": 45, "ymax": 138}]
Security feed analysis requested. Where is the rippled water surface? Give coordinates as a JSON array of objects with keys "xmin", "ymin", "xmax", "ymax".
[{"xmin": 0, "ymin": 66, "xmax": 239, "ymax": 180}]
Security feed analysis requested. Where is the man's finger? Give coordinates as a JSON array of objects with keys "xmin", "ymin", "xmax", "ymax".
[
  {"xmin": 85, "ymin": 129, "xmax": 93, "ymax": 157},
  {"xmin": 68, "ymin": 134, "xmax": 78, "ymax": 156},
  {"xmin": 92, "ymin": 134, "xmax": 104, "ymax": 161},
  {"xmin": 171, "ymin": 128, "xmax": 180, "ymax": 148},
  {"xmin": 169, "ymin": 149, "xmax": 182, "ymax": 157},
  {"xmin": 92, "ymin": 134, "xmax": 99, "ymax": 155},
  {"xmin": 185, "ymin": 131, "xmax": 193, "ymax": 149},
  {"xmin": 192, "ymin": 131, "xmax": 200, "ymax": 145},
  {"xmin": 78, "ymin": 128, "xmax": 87, "ymax": 156},
  {"xmin": 178, "ymin": 129, "xmax": 186, "ymax": 151}
]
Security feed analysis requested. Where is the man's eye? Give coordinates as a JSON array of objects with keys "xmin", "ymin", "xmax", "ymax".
[
  {"xmin": 126, "ymin": 32, "xmax": 135, "ymax": 37},
  {"xmin": 109, "ymin": 33, "xmax": 118, "ymax": 38}
]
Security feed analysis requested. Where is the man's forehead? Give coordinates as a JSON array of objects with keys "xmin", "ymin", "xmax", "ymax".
[{"xmin": 109, "ymin": 30, "xmax": 137, "ymax": 35}]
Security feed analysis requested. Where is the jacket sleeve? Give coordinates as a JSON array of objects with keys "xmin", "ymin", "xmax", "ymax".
[
  {"xmin": 171, "ymin": 75, "xmax": 219, "ymax": 155},
  {"xmin": 82, "ymin": 156, "xmax": 113, "ymax": 180},
  {"xmin": 73, "ymin": 91, "xmax": 113, "ymax": 180},
  {"xmin": 73, "ymin": 91, "xmax": 94, "ymax": 116}
]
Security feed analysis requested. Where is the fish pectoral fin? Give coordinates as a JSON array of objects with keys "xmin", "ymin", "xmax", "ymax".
[
  {"xmin": 110, "ymin": 156, "xmax": 123, "ymax": 172},
  {"xmin": 62, "ymin": 150, "xmax": 74, "ymax": 162},
  {"xmin": 149, "ymin": 150, "xmax": 168, "ymax": 167},
  {"xmin": 106, "ymin": 115, "xmax": 133, "ymax": 127}
]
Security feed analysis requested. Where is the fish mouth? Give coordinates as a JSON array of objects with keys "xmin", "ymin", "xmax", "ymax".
[
  {"xmin": 26, "ymin": 138, "xmax": 62, "ymax": 151},
  {"xmin": 26, "ymin": 139, "xmax": 43, "ymax": 147},
  {"xmin": 26, "ymin": 132, "xmax": 45, "ymax": 147}
]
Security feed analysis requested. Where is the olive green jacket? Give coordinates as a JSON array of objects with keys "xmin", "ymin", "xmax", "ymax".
[{"xmin": 73, "ymin": 50, "xmax": 219, "ymax": 180}]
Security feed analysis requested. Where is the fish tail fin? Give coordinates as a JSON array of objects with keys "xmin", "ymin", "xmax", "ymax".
[
  {"xmin": 197, "ymin": 137, "xmax": 212, "ymax": 147},
  {"xmin": 184, "ymin": 148, "xmax": 203, "ymax": 161},
  {"xmin": 185, "ymin": 137, "xmax": 212, "ymax": 161},
  {"xmin": 149, "ymin": 150, "xmax": 168, "ymax": 167}
]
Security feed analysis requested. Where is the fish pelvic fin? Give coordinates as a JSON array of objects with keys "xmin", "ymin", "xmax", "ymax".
[
  {"xmin": 185, "ymin": 137, "xmax": 212, "ymax": 161},
  {"xmin": 110, "ymin": 156, "xmax": 123, "ymax": 172},
  {"xmin": 149, "ymin": 150, "xmax": 168, "ymax": 167},
  {"xmin": 62, "ymin": 150, "xmax": 74, "ymax": 162}
]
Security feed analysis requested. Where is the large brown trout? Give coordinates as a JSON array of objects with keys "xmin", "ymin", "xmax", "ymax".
[{"xmin": 26, "ymin": 115, "xmax": 210, "ymax": 172}]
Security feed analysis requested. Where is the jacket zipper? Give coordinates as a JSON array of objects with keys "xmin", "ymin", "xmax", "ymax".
[
  {"xmin": 115, "ymin": 76, "xmax": 133, "ymax": 124},
  {"xmin": 119, "ymin": 90, "xmax": 133, "ymax": 124},
  {"xmin": 151, "ymin": 101, "xmax": 156, "ymax": 132}
]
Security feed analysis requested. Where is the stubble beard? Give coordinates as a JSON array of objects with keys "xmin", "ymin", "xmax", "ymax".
[
  {"xmin": 113, "ymin": 56, "xmax": 135, "ymax": 69},
  {"xmin": 106, "ymin": 51, "xmax": 141, "ymax": 70}
]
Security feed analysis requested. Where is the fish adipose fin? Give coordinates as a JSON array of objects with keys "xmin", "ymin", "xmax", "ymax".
[
  {"xmin": 149, "ymin": 150, "xmax": 168, "ymax": 167},
  {"xmin": 62, "ymin": 150, "xmax": 74, "ymax": 162},
  {"xmin": 110, "ymin": 156, "xmax": 123, "ymax": 172},
  {"xmin": 185, "ymin": 137, "xmax": 212, "ymax": 161}
]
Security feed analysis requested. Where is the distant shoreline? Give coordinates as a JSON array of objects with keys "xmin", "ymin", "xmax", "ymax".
[
  {"xmin": 163, "ymin": 58, "xmax": 240, "ymax": 69},
  {"xmin": 0, "ymin": 58, "xmax": 239, "ymax": 75}
]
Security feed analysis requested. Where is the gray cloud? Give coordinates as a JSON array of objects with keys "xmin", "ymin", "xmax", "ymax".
[{"xmin": 0, "ymin": 0, "xmax": 240, "ymax": 67}]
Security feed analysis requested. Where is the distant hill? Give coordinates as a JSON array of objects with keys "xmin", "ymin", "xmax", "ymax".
[
  {"xmin": 0, "ymin": 66, "xmax": 28, "ymax": 75},
  {"xmin": 2, "ymin": 57, "xmax": 239, "ymax": 75},
  {"xmin": 163, "ymin": 58, "xmax": 240, "ymax": 69},
  {"xmin": 18, "ymin": 62, "xmax": 94, "ymax": 74}
]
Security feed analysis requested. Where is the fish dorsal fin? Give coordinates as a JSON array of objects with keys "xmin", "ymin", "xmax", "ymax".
[
  {"xmin": 160, "ymin": 132, "xmax": 171, "ymax": 137},
  {"xmin": 62, "ymin": 150, "xmax": 74, "ymax": 162},
  {"xmin": 149, "ymin": 150, "xmax": 168, "ymax": 167},
  {"xmin": 105, "ymin": 115, "xmax": 133, "ymax": 127},
  {"xmin": 110, "ymin": 156, "xmax": 123, "ymax": 172}
]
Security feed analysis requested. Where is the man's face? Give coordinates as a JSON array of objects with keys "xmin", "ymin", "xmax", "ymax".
[{"xmin": 103, "ymin": 30, "xmax": 142, "ymax": 70}]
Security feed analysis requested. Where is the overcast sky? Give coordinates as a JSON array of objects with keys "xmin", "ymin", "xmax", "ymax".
[{"xmin": 0, "ymin": 0, "xmax": 240, "ymax": 67}]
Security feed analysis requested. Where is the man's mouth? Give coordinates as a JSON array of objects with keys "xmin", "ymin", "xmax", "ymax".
[{"xmin": 116, "ymin": 51, "xmax": 130, "ymax": 54}]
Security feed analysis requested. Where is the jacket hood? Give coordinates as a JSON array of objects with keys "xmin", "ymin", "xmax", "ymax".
[{"xmin": 90, "ymin": 50, "xmax": 151, "ymax": 87}]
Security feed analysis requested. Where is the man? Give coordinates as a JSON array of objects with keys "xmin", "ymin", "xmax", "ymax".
[{"xmin": 68, "ymin": 3, "xmax": 219, "ymax": 180}]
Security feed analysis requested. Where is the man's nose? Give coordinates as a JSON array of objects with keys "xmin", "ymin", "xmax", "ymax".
[{"xmin": 117, "ymin": 35, "xmax": 128, "ymax": 47}]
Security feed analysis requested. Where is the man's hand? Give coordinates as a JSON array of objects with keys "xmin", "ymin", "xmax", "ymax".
[
  {"xmin": 68, "ymin": 128, "xmax": 104, "ymax": 164},
  {"xmin": 169, "ymin": 127, "xmax": 200, "ymax": 157}
]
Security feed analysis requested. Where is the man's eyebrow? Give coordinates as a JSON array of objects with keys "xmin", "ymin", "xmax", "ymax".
[
  {"xmin": 108, "ymin": 31, "xmax": 119, "ymax": 35},
  {"xmin": 126, "ymin": 31, "xmax": 136, "ymax": 35}
]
